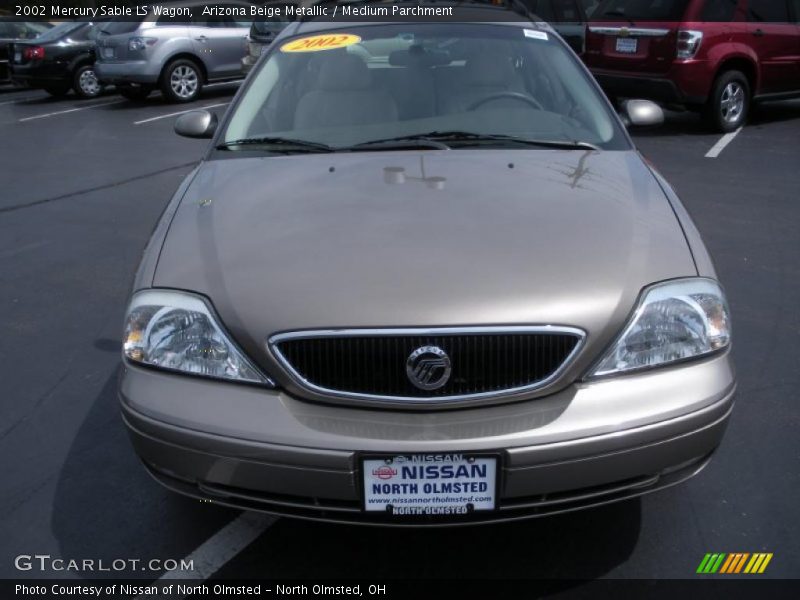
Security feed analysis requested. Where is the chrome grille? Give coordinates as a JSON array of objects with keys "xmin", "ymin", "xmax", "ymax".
[{"xmin": 270, "ymin": 327, "xmax": 584, "ymax": 403}]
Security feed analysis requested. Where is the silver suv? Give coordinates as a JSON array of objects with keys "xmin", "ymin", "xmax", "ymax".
[{"xmin": 94, "ymin": 1, "xmax": 251, "ymax": 103}]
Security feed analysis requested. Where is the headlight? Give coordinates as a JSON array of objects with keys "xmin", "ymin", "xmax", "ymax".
[
  {"xmin": 590, "ymin": 278, "xmax": 731, "ymax": 377},
  {"xmin": 123, "ymin": 290, "xmax": 273, "ymax": 385}
]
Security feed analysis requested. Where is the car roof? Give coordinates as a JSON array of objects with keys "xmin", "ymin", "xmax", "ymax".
[{"xmin": 288, "ymin": 2, "xmax": 553, "ymax": 36}]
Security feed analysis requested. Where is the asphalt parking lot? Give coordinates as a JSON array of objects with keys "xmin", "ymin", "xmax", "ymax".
[{"xmin": 0, "ymin": 81, "xmax": 798, "ymax": 588}]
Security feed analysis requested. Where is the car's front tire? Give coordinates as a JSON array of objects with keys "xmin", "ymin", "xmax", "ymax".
[
  {"xmin": 160, "ymin": 59, "xmax": 203, "ymax": 103},
  {"xmin": 704, "ymin": 70, "xmax": 750, "ymax": 133},
  {"xmin": 73, "ymin": 64, "xmax": 103, "ymax": 99}
]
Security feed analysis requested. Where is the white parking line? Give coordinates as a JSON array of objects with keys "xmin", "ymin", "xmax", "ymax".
[
  {"xmin": 705, "ymin": 126, "xmax": 743, "ymax": 158},
  {"xmin": 133, "ymin": 102, "xmax": 230, "ymax": 125},
  {"xmin": 18, "ymin": 99, "xmax": 126, "ymax": 122},
  {"xmin": 0, "ymin": 96, "xmax": 42, "ymax": 106},
  {"xmin": 136, "ymin": 512, "xmax": 275, "ymax": 600}
]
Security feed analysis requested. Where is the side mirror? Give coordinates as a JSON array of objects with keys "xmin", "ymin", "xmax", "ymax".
[
  {"xmin": 174, "ymin": 110, "xmax": 217, "ymax": 139},
  {"xmin": 621, "ymin": 99, "xmax": 664, "ymax": 128}
]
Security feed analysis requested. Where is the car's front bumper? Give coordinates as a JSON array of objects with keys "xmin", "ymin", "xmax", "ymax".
[
  {"xmin": 120, "ymin": 353, "xmax": 735, "ymax": 525},
  {"xmin": 94, "ymin": 60, "xmax": 159, "ymax": 85}
]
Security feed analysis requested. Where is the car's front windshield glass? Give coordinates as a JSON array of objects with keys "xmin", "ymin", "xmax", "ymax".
[{"xmin": 223, "ymin": 23, "xmax": 627, "ymax": 151}]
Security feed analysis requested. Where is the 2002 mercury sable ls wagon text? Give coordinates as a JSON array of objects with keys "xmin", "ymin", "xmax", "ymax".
[{"xmin": 120, "ymin": 12, "xmax": 735, "ymax": 525}]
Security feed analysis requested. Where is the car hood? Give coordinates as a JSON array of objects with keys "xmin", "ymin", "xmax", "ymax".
[{"xmin": 152, "ymin": 149, "xmax": 696, "ymax": 384}]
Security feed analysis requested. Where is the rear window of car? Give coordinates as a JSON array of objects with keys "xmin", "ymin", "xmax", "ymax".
[
  {"xmin": 100, "ymin": 18, "xmax": 144, "ymax": 35},
  {"xmin": 592, "ymin": 0, "xmax": 691, "ymax": 20},
  {"xmin": 253, "ymin": 15, "xmax": 295, "ymax": 35},
  {"xmin": 700, "ymin": 0, "xmax": 738, "ymax": 21},
  {"xmin": 31, "ymin": 21, "xmax": 84, "ymax": 42},
  {"xmin": 523, "ymin": 0, "xmax": 586, "ymax": 22},
  {"xmin": 582, "ymin": 0, "xmax": 601, "ymax": 16},
  {"xmin": 747, "ymin": 0, "xmax": 790, "ymax": 22}
]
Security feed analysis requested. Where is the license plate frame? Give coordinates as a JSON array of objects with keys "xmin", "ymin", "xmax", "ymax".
[
  {"xmin": 360, "ymin": 452, "xmax": 500, "ymax": 517},
  {"xmin": 615, "ymin": 37, "xmax": 638, "ymax": 54}
]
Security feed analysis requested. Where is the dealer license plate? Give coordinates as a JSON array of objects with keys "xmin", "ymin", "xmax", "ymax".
[
  {"xmin": 362, "ymin": 454, "xmax": 497, "ymax": 516},
  {"xmin": 615, "ymin": 37, "xmax": 638, "ymax": 53}
]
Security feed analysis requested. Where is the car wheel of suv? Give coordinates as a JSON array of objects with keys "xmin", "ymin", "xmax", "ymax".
[
  {"xmin": 118, "ymin": 85, "xmax": 153, "ymax": 102},
  {"xmin": 705, "ymin": 70, "xmax": 750, "ymax": 133},
  {"xmin": 73, "ymin": 65, "xmax": 103, "ymax": 99},
  {"xmin": 161, "ymin": 59, "xmax": 202, "ymax": 103},
  {"xmin": 44, "ymin": 84, "xmax": 71, "ymax": 98}
]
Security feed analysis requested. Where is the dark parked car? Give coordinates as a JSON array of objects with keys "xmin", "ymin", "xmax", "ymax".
[
  {"xmin": 584, "ymin": 0, "xmax": 800, "ymax": 132},
  {"xmin": 9, "ymin": 20, "xmax": 107, "ymax": 98},
  {"xmin": 0, "ymin": 18, "xmax": 52, "ymax": 84}
]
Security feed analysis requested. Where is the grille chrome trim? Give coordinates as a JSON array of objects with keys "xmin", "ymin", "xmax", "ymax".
[
  {"xmin": 268, "ymin": 326, "xmax": 586, "ymax": 405},
  {"xmin": 588, "ymin": 27, "xmax": 671, "ymax": 37}
]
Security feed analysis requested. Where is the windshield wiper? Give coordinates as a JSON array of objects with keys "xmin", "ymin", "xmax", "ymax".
[
  {"xmin": 348, "ymin": 131, "xmax": 598, "ymax": 151},
  {"xmin": 377, "ymin": 131, "xmax": 599, "ymax": 151},
  {"xmin": 346, "ymin": 136, "xmax": 451, "ymax": 151},
  {"xmin": 216, "ymin": 137, "xmax": 334, "ymax": 153}
]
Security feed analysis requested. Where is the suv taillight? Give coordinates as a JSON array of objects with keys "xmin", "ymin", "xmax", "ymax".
[
  {"xmin": 23, "ymin": 46, "xmax": 45, "ymax": 60},
  {"xmin": 677, "ymin": 30, "xmax": 703, "ymax": 59}
]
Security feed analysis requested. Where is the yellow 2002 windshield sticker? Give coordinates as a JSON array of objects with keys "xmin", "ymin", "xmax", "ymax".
[{"xmin": 281, "ymin": 34, "xmax": 361, "ymax": 53}]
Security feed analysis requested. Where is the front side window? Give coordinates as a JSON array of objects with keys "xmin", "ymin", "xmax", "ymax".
[{"xmin": 224, "ymin": 24, "xmax": 627, "ymax": 151}]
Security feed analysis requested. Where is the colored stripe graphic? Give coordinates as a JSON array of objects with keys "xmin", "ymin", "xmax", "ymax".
[
  {"xmin": 758, "ymin": 554, "xmax": 773, "ymax": 573},
  {"xmin": 734, "ymin": 553, "xmax": 750, "ymax": 573},
  {"xmin": 697, "ymin": 554, "xmax": 713, "ymax": 573},
  {"xmin": 745, "ymin": 553, "xmax": 774, "ymax": 574},
  {"xmin": 711, "ymin": 553, "xmax": 726, "ymax": 573},
  {"xmin": 698, "ymin": 553, "xmax": 727, "ymax": 573},
  {"xmin": 720, "ymin": 554, "xmax": 736, "ymax": 573},
  {"xmin": 698, "ymin": 552, "xmax": 772, "ymax": 575}
]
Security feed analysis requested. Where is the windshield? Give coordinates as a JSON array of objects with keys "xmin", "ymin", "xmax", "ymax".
[
  {"xmin": 224, "ymin": 24, "xmax": 626, "ymax": 151},
  {"xmin": 593, "ymin": 0, "xmax": 691, "ymax": 20}
]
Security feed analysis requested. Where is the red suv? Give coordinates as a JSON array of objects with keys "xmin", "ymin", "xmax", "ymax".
[{"xmin": 584, "ymin": 0, "xmax": 800, "ymax": 131}]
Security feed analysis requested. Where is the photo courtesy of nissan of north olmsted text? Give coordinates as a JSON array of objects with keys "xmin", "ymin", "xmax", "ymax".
[{"xmin": 1, "ymin": 1, "xmax": 798, "ymax": 599}]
